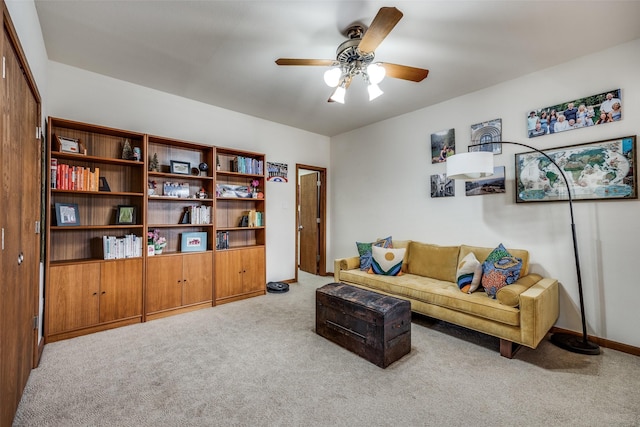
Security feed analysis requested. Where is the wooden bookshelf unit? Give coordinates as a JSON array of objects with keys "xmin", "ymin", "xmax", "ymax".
[{"xmin": 44, "ymin": 118, "xmax": 268, "ymax": 342}]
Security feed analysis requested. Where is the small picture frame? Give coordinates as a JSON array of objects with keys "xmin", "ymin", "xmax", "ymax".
[
  {"xmin": 99, "ymin": 177, "xmax": 111, "ymax": 192},
  {"xmin": 115, "ymin": 205, "xmax": 136, "ymax": 225},
  {"xmin": 55, "ymin": 135, "xmax": 87, "ymax": 155},
  {"xmin": 181, "ymin": 232, "xmax": 207, "ymax": 252},
  {"xmin": 170, "ymin": 160, "xmax": 191, "ymax": 175},
  {"xmin": 54, "ymin": 202, "xmax": 80, "ymax": 226}
]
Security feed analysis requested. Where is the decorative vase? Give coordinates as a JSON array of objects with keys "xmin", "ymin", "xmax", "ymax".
[{"xmin": 154, "ymin": 248, "xmax": 163, "ymax": 255}]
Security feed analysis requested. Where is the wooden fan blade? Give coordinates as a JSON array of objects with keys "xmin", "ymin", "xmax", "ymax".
[
  {"xmin": 358, "ymin": 7, "xmax": 403, "ymax": 54},
  {"xmin": 275, "ymin": 58, "xmax": 337, "ymax": 66},
  {"xmin": 381, "ymin": 63, "xmax": 429, "ymax": 82}
]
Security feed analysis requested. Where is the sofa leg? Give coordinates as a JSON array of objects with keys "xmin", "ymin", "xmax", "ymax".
[{"xmin": 499, "ymin": 339, "xmax": 522, "ymax": 358}]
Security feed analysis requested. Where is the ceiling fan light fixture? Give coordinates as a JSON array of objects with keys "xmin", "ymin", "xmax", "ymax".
[
  {"xmin": 323, "ymin": 67, "xmax": 342, "ymax": 87},
  {"xmin": 330, "ymin": 85, "xmax": 346, "ymax": 104},
  {"xmin": 367, "ymin": 63, "xmax": 386, "ymax": 85},
  {"xmin": 367, "ymin": 83, "xmax": 384, "ymax": 101}
]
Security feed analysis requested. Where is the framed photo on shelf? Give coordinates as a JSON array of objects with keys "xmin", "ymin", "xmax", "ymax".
[
  {"xmin": 163, "ymin": 182, "xmax": 190, "ymax": 198},
  {"xmin": 181, "ymin": 232, "xmax": 207, "ymax": 252},
  {"xmin": 170, "ymin": 160, "xmax": 190, "ymax": 175},
  {"xmin": 99, "ymin": 177, "xmax": 111, "ymax": 192},
  {"xmin": 54, "ymin": 202, "xmax": 80, "ymax": 226},
  {"xmin": 115, "ymin": 205, "xmax": 136, "ymax": 225},
  {"xmin": 515, "ymin": 135, "xmax": 636, "ymax": 203},
  {"xmin": 55, "ymin": 135, "xmax": 86, "ymax": 155}
]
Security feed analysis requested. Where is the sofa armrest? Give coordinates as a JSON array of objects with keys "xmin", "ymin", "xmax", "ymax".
[
  {"xmin": 334, "ymin": 256, "xmax": 360, "ymax": 282},
  {"xmin": 518, "ymin": 277, "xmax": 559, "ymax": 348}
]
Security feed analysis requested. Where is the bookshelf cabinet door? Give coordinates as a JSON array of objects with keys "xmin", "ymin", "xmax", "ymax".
[
  {"xmin": 214, "ymin": 250, "xmax": 244, "ymax": 300},
  {"xmin": 47, "ymin": 264, "xmax": 101, "ymax": 334},
  {"xmin": 182, "ymin": 252, "xmax": 213, "ymax": 306},
  {"xmin": 99, "ymin": 258, "xmax": 143, "ymax": 323},
  {"xmin": 146, "ymin": 256, "xmax": 184, "ymax": 313},
  {"xmin": 242, "ymin": 247, "xmax": 266, "ymax": 294}
]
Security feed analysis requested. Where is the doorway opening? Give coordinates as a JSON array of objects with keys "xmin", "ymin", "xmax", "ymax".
[{"xmin": 295, "ymin": 164, "xmax": 327, "ymax": 282}]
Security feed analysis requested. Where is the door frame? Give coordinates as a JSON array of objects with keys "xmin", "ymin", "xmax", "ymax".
[{"xmin": 295, "ymin": 164, "xmax": 327, "ymax": 282}]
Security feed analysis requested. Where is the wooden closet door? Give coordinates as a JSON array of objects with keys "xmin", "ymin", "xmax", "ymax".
[{"xmin": 0, "ymin": 20, "xmax": 41, "ymax": 426}]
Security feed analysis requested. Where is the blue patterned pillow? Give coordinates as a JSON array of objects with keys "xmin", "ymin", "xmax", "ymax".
[
  {"xmin": 481, "ymin": 244, "xmax": 523, "ymax": 298},
  {"xmin": 370, "ymin": 246, "xmax": 405, "ymax": 276},
  {"xmin": 356, "ymin": 236, "xmax": 392, "ymax": 271}
]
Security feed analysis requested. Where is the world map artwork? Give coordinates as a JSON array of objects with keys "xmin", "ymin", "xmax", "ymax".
[{"xmin": 516, "ymin": 137, "xmax": 636, "ymax": 202}]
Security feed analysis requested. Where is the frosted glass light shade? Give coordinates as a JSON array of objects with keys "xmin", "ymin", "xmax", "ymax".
[
  {"xmin": 367, "ymin": 83, "xmax": 383, "ymax": 101},
  {"xmin": 323, "ymin": 68, "xmax": 341, "ymax": 87},
  {"xmin": 330, "ymin": 86, "xmax": 346, "ymax": 104},
  {"xmin": 446, "ymin": 151, "xmax": 495, "ymax": 180},
  {"xmin": 367, "ymin": 63, "xmax": 386, "ymax": 84}
]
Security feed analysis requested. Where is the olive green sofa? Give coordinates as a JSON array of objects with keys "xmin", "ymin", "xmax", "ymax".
[{"xmin": 334, "ymin": 241, "xmax": 559, "ymax": 358}]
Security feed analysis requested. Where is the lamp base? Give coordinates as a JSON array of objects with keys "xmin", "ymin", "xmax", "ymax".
[{"xmin": 550, "ymin": 333, "xmax": 600, "ymax": 355}]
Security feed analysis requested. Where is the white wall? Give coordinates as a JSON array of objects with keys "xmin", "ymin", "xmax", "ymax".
[
  {"xmin": 46, "ymin": 61, "xmax": 331, "ymax": 282},
  {"xmin": 331, "ymin": 38, "xmax": 640, "ymax": 348}
]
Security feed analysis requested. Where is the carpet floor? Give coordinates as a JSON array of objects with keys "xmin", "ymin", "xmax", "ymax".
[{"xmin": 13, "ymin": 271, "xmax": 640, "ymax": 426}]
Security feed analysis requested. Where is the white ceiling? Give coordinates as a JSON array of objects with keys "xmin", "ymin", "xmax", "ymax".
[{"xmin": 34, "ymin": 1, "xmax": 640, "ymax": 137}]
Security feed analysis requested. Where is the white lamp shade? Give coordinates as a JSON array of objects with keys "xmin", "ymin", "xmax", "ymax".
[
  {"xmin": 329, "ymin": 85, "xmax": 346, "ymax": 104},
  {"xmin": 367, "ymin": 63, "xmax": 386, "ymax": 84},
  {"xmin": 446, "ymin": 151, "xmax": 495, "ymax": 180},
  {"xmin": 367, "ymin": 83, "xmax": 383, "ymax": 101},
  {"xmin": 323, "ymin": 68, "xmax": 341, "ymax": 87}
]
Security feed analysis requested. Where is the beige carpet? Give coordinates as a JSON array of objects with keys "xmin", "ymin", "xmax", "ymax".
[{"xmin": 13, "ymin": 271, "xmax": 640, "ymax": 426}]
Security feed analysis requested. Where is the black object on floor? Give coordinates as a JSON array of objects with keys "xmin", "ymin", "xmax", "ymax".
[{"xmin": 267, "ymin": 282, "xmax": 289, "ymax": 293}]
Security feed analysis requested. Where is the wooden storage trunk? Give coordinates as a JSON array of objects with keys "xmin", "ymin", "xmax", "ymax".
[{"xmin": 316, "ymin": 283, "xmax": 411, "ymax": 368}]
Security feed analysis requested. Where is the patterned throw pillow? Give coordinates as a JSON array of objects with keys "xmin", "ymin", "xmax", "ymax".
[
  {"xmin": 370, "ymin": 245, "xmax": 405, "ymax": 276},
  {"xmin": 481, "ymin": 244, "xmax": 523, "ymax": 299},
  {"xmin": 456, "ymin": 252, "xmax": 483, "ymax": 293},
  {"xmin": 356, "ymin": 236, "xmax": 392, "ymax": 271}
]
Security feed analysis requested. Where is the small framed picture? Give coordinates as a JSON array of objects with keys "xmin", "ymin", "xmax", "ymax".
[
  {"xmin": 170, "ymin": 160, "xmax": 191, "ymax": 175},
  {"xmin": 181, "ymin": 232, "xmax": 207, "ymax": 252},
  {"xmin": 55, "ymin": 135, "xmax": 86, "ymax": 155},
  {"xmin": 99, "ymin": 177, "xmax": 111, "ymax": 192},
  {"xmin": 54, "ymin": 202, "xmax": 80, "ymax": 226},
  {"xmin": 115, "ymin": 205, "xmax": 136, "ymax": 225}
]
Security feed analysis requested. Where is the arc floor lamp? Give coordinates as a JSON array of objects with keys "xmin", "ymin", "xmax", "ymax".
[{"xmin": 446, "ymin": 141, "xmax": 600, "ymax": 355}]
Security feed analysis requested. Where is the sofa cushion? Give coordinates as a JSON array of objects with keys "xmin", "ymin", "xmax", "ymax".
[
  {"xmin": 496, "ymin": 273, "xmax": 542, "ymax": 307},
  {"xmin": 456, "ymin": 252, "xmax": 483, "ymax": 293},
  {"xmin": 407, "ymin": 242, "xmax": 459, "ymax": 282},
  {"xmin": 459, "ymin": 244, "xmax": 530, "ymax": 276},
  {"xmin": 481, "ymin": 244, "xmax": 523, "ymax": 299},
  {"xmin": 370, "ymin": 246, "xmax": 405, "ymax": 276},
  {"xmin": 356, "ymin": 236, "xmax": 392, "ymax": 271}
]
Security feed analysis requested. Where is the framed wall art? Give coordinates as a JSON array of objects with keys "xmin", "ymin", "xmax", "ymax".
[
  {"xmin": 430, "ymin": 128, "xmax": 455, "ymax": 164},
  {"xmin": 465, "ymin": 166, "xmax": 505, "ymax": 196},
  {"xmin": 430, "ymin": 173, "xmax": 454, "ymax": 198},
  {"xmin": 470, "ymin": 118, "xmax": 502, "ymax": 154},
  {"xmin": 526, "ymin": 89, "xmax": 621, "ymax": 138},
  {"xmin": 515, "ymin": 136, "xmax": 636, "ymax": 203}
]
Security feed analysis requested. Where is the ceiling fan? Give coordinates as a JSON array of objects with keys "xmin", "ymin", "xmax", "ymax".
[{"xmin": 275, "ymin": 7, "xmax": 429, "ymax": 103}]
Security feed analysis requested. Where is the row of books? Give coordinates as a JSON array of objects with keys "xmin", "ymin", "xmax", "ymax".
[
  {"xmin": 247, "ymin": 210, "xmax": 264, "ymax": 227},
  {"xmin": 215, "ymin": 231, "xmax": 230, "ymax": 250},
  {"xmin": 184, "ymin": 205, "xmax": 212, "ymax": 224},
  {"xmin": 102, "ymin": 234, "xmax": 143, "ymax": 259},
  {"xmin": 51, "ymin": 158, "xmax": 100, "ymax": 191},
  {"xmin": 232, "ymin": 156, "xmax": 264, "ymax": 175}
]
